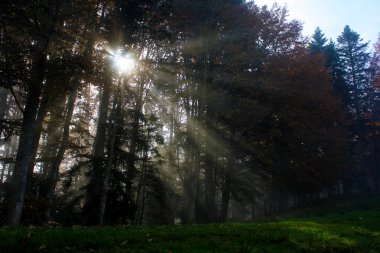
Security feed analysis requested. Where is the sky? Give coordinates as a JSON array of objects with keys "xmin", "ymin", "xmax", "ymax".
[{"xmin": 252, "ymin": 0, "xmax": 380, "ymax": 46}]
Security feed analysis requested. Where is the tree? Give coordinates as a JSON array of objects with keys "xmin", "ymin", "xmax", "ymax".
[
  {"xmin": 0, "ymin": 0, "xmax": 363, "ymax": 226},
  {"xmin": 337, "ymin": 25, "xmax": 371, "ymax": 192},
  {"xmin": 262, "ymin": 50, "xmax": 349, "ymax": 192},
  {"xmin": 309, "ymin": 28, "xmax": 346, "ymax": 95},
  {"xmin": 2, "ymin": 0, "xmax": 110, "ymax": 226},
  {"xmin": 371, "ymin": 34, "xmax": 380, "ymax": 89},
  {"xmin": 4, "ymin": 0, "xmax": 63, "ymax": 226},
  {"xmin": 309, "ymin": 27, "xmax": 328, "ymax": 53},
  {"xmin": 366, "ymin": 34, "xmax": 380, "ymax": 191},
  {"xmin": 84, "ymin": 0, "xmax": 171, "ymax": 225},
  {"xmin": 337, "ymin": 26, "xmax": 370, "ymax": 118}
]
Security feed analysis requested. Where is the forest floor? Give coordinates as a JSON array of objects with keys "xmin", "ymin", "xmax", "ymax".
[{"xmin": 1, "ymin": 194, "xmax": 380, "ymax": 253}]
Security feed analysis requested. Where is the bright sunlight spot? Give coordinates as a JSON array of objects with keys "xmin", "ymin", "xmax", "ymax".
[{"xmin": 112, "ymin": 49, "xmax": 136, "ymax": 74}]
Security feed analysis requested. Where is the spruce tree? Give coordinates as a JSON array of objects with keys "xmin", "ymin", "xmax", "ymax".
[
  {"xmin": 337, "ymin": 25, "xmax": 370, "ymax": 117},
  {"xmin": 337, "ymin": 25, "xmax": 371, "ymax": 192},
  {"xmin": 309, "ymin": 27, "xmax": 328, "ymax": 53}
]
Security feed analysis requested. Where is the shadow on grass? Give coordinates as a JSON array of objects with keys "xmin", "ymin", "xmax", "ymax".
[{"xmin": 1, "ymin": 207, "xmax": 379, "ymax": 252}]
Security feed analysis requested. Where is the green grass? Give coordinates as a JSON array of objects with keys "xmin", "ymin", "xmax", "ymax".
[{"xmin": 1, "ymin": 195, "xmax": 380, "ymax": 253}]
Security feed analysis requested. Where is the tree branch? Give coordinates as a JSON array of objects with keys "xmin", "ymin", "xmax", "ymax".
[{"xmin": 9, "ymin": 85, "xmax": 24, "ymax": 113}]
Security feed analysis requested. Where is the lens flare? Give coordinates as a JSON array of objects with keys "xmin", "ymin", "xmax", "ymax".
[{"xmin": 113, "ymin": 50, "xmax": 136, "ymax": 74}]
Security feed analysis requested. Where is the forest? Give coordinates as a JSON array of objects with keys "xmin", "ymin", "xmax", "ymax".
[{"xmin": 0, "ymin": 0, "xmax": 380, "ymax": 228}]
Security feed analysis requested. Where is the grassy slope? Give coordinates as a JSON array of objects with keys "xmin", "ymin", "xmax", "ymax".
[{"xmin": 1, "ymin": 195, "xmax": 379, "ymax": 253}]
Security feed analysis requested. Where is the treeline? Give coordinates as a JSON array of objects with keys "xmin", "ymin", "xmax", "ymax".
[{"xmin": 0, "ymin": 0, "xmax": 379, "ymax": 226}]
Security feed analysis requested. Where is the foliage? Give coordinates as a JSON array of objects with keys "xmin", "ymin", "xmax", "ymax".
[{"xmin": 0, "ymin": 0, "xmax": 379, "ymax": 227}]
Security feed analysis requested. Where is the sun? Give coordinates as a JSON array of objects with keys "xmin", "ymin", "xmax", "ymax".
[{"xmin": 112, "ymin": 50, "xmax": 136, "ymax": 74}]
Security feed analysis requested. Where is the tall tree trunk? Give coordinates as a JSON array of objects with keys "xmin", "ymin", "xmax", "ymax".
[
  {"xmin": 0, "ymin": 88, "xmax": 8, "ymax": 182},
  {"xmin": 84, "ymin": 70, "xmax": 111, "ymax": 224},
  {"xmin": 0, "ymin": 162, "xmax": 5, "ymax": 183},
  {"xmin": 4, "ymin": 137, "xmax": 16, "ymax": 182},
  {"xmin": 195, "ymin": 21, "xmax": 211, "ymax": 223},
  {"xmin": 204, "ymin": 154, "xmax": 216, "ymax": 222},
  {"xmin": 7, "ymin": 50, "xmax": 48, "ymax": 226},
  {"xmin": 181, "ymin": 98, "xmax": 192, "ymax": 224},
  {"xmin": 125, "ymin": 74, "xmax": 146, "ymax": 222},
  {"xmin": 373, "ymin": 138, "xmax": 380, "ymax": 192},
  {"xmin": 167, "ymin": 89, "xmax": 176, "ymax": 181},
  {"xmin": 219, "ymin": 168, "xmax": 231, "ymax": 223},
  {"xmin": 125, "ymin": 100, "xmax": 141, "ymax": 197},
  {"xmin": 40, "ymin": 96, "xmax": 67, "ymax": 177},
  {"xmin": 44, "ymin": 87, "xmax": 77, "ymax": 220},
  {"xmin": 27, "ymin": 91, "xmax": 52, "ymax": 182},
  {"xmin": 98, "ymin": 80, "xmax": 121, "ymax": 225},
  {"xmin": 187, "ymin": 99, "xmax": 200, "ymax": 224},
  {"xmin": 134, "ymin": 148, "xmax": 148, "ymax": 225},
  {"xmin": 82, "ymin": 0, "xmax": 111, "ymax": 225},
  {"xmin": 0, "ymin": 87, "xmax": 7, "ymax": 123},
  {"xmin": 190, "ymin": 144, "xmax": 201, "ymax": 223},
  {"xmin": 6, "ymin": 0, "xmax": 59, "ymax": 226},
  {"xmin": 138, "ymin": 183, "xmax": 146, "ymax": 226},
  {"xmin": 203, "ymin": 60, "xmax": 217, "ymax": 223}
]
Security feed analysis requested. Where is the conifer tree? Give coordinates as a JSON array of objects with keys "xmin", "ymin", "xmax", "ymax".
[
  {"xmin": 309, "ymin": 27, "xmax": 328, "ymax": 53},
  {"xmin": 337, "ymin": 25, "xmax": 371, "ymax": 192},
  {"xmin": 337, "ymin": 26, "xmax": 370, "ymax": 117}
]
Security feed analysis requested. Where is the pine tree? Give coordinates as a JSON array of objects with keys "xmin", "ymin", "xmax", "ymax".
[
  {"xmin": 309, "ymin": 28, "xmax": 346, "ymax": 94},
  {"xmin": 309, "ymin": 27, "xmax": 328, "ymax": 53},
  {"xmin": 337, "ymin": 25, "xmax": 370, "ymax": 118},
  {"xmin": 337, "ymin": 25, "xmax": 371, "ymax": 192}
]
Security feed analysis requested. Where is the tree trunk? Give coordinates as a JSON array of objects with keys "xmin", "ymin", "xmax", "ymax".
[
  {"xmin": 81, "ymin": 0, "xmax": 112, "ymax": 217},
  {"xmin": 181, "ymin": 99, "xmax": 193, "ymax": 224},
  {"xmin": 44, "ymin": 87, "xmax": 77, "ymax": 220},
  {"xmin": 186, "ymin": 99, "xmax": 200, "ymax": 224},
  {"xmin": 0, "ymin": 88, "xmax": 8, "ymax": 183},
  {"xmin": 134, "ymin": 148, "xmax": 148, "ymax": 225},
  {"xmin": 373, "ymin": 138, "xmax": 380, "ymax": 192},
  {"xmin": 0, "ymin": 87, "xmax": 7, "ymax": 122},
  {"xmin": 84, "ymin": 70, "xmax": 112, "ymax": 225},
  {"xmin": 6, "ymin": 0, "xmax": 59, "ymax": 226},
  {"xmin": 0, "ymin": 162, "xmax": 5, "ymax": 183},
  {"xmin": 7, "ymin": 49, "xmax": 48, "ymax": 226},
  {"xmin": 138, "ymin": 184, "xmax": 146, "ymax": 226},
  {"xmin": 98, "ymin": 81, "xmax": 121, "ymax": 225},
  {"xmin": 204, "ymin": 155, "xmax": 217, "ymax": 222},
  {"xmin": 5, "ymin": 137, "xmax": 16, "ymax": 181},
  {"xmin": 189, "ymin": 145, "xmax": 200, "ymax": 223},
  {"xmin": 219, "ymin": 169, "xmax": 231, "ymax": 222},
  {"xmin": 125, "ymin": 75, "xmax": 145, "ymax": 222}
]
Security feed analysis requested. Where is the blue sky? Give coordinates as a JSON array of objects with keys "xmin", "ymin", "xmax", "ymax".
[{"xmin": 252, "ymin": 0, "xmax": 380, "ymax": 46}]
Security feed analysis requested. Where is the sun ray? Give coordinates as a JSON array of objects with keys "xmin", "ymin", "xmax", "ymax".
[{"xmin": 111, "ymin": 49, "xmax": 136, "ymax": 74}]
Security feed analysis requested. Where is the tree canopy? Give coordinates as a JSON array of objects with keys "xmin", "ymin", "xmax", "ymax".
[{"xmin": 0, "ymin": 1, "xmax": 378, "ymax": 226}]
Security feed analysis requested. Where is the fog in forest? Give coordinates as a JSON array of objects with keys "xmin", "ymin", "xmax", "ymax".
[{"xmin": 1, "ymin": 0, "xmax": 380, "ymax": 227}]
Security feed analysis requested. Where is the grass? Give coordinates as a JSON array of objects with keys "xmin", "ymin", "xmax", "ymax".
[{"xmin": 1, "ymin": 195, "xmax": 380, "ymax": 253}]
